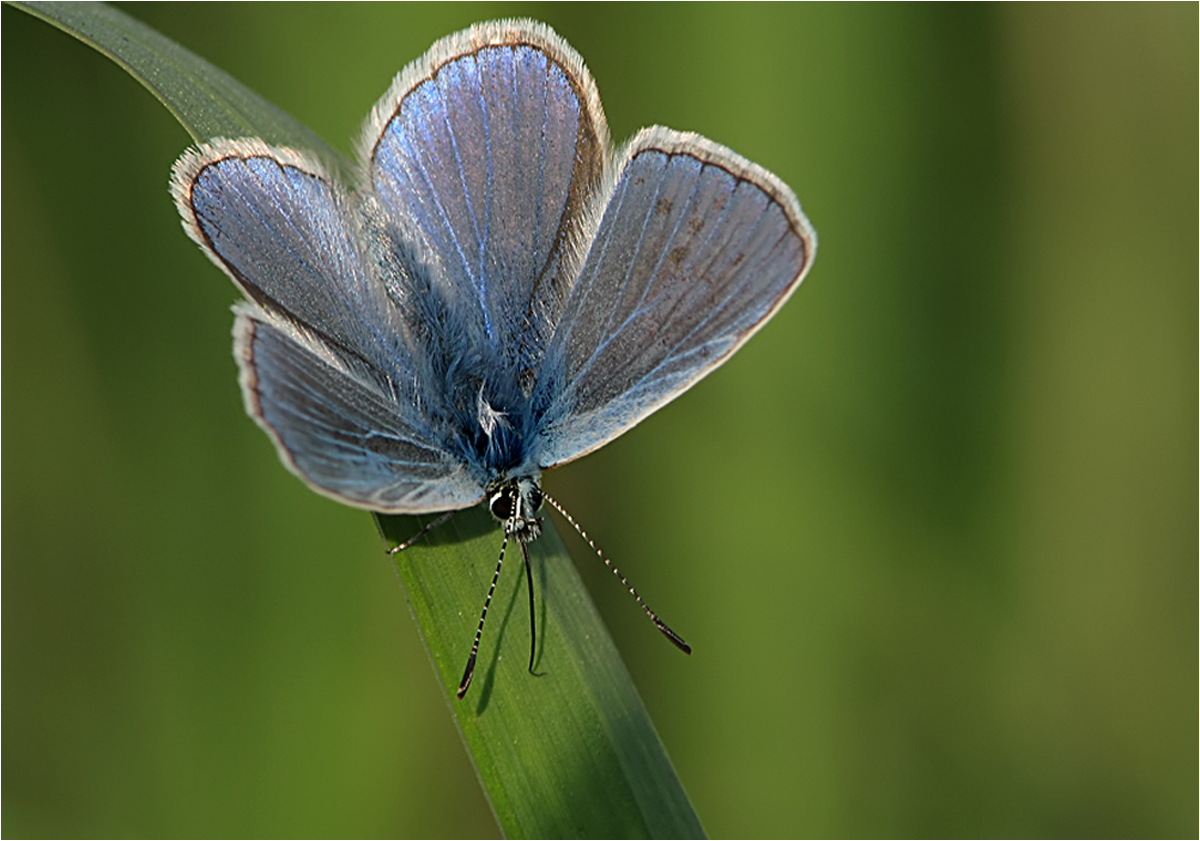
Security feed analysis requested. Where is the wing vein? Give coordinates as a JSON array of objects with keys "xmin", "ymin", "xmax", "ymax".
[
  {"xmin": 436, "ymin": 61, "xmax": 490, "ymax": 337},
  {"xmin": 218, "ymin": 166, "xmax": 413, "ymax": 379}
]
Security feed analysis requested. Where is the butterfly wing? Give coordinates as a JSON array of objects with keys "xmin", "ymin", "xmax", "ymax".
[
  {"xmin": 235, "ymin": 306, "xmax": 484, "ymax": 512},
  {"xmin": 533, "ymin": 128, "xmax": 817, "ymax": 467},
  {"xmin": 362, "ymin": 20, "xmax": 609, "ymax": 381},
  {"xmin": 171, "ymin": 141, "xmax": 485, "ymax": 512},
  {"xmin": 172, "ymin": 140, "xmax": 422, "ymax": 379}
]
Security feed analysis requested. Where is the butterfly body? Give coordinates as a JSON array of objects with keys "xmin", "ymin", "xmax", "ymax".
[{"xmin": 171, "ymin": 19, "xmax": 815, "ymax": 695}]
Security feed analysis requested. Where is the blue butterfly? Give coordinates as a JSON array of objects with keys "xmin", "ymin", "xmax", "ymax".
[{"xmin": 171, "ymin": 19, "xmax": 816, "ymax": 698}]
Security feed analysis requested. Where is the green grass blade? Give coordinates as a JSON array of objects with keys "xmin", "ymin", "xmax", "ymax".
[
  {"xmin": 10, "ymin": 1, "xmax": 349, "ymax": 172},
  {"xmin": 378, "ymin": 510, "xmax": 705, "ymax": 838},
  {"xmin": 9, "ymin": 2, "xmax": 706, "ymax": 835}
]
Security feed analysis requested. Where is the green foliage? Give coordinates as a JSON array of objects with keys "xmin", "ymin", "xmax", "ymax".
[{"xmin": 5, "ymin": 3, "xmax": 1196, "ymax": 838}]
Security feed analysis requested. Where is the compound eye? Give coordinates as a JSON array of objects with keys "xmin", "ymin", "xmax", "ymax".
[
  {"xmin": 490, "ymin": 491, "xmax": 514, "ymax": 521},
  {"xmin": 528, "ymin": 486, "xmax": 543, "ymax": 513}
]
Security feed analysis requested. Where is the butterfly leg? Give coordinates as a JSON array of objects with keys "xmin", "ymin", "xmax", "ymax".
[{"xmin": 386, "ymin": 510, "xmax": 456, "ymax": 554}]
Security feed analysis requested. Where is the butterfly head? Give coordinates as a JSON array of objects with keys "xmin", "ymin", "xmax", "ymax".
[{"xmin": 487, "ymin": 475, "xmax": 543, "ymax": 543}]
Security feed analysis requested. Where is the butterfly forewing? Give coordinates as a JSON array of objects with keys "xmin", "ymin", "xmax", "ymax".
[
  {"xmin": 533, "ymin": 128, "xmax": 816, "ymax": 468},
  {"xmin": 173, "ymin": 140, "xmax": 419, "ymax": 386},
  {"xmin": 365, "ymin": 22, "xmax": 610, "ymax": 380}
]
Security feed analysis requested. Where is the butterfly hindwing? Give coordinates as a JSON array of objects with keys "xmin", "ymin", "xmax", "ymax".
[
  {"xmin": 235, "ymin": 307, "xmax": 485, "ymax": 513},
  {"xmin": 533, "ymin": 127, "xmax": 817, "ymax": 467}
]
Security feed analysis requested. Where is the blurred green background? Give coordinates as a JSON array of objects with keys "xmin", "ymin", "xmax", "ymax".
[{"xmin": 4, "ymin": 3, "xmax": 1195, "ymax": 837}]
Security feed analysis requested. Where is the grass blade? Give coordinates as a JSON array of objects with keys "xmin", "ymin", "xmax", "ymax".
[
  {"xmin": 11, "ymin": 1, "xmax": 349, "ymax": 173},
  {"xmin": 378, "ymin": 509, "xmax": 705, "ymax": 837}
]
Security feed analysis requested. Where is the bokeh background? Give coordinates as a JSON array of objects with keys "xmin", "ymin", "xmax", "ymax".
[{"xmin": 4, "ymin": 3, "xmax": 1195, "ymax": 837}]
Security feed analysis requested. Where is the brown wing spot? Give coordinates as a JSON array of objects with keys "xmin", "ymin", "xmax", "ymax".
[
  {"xmin": 667, "ymin": 246, "xmax": 688, "ymax": 267},
  {"xmin": 688, "ymin": 217, "xmax": 704, "ymax": 234},
  {"xmin": 655, "ymin": 198, "xmax": 673, "ymax": 216}
]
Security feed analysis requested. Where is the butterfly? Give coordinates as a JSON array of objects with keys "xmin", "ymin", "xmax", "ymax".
[{"xmin": 170, "ymin": 19, "xmax": 816, "ymax": 698}]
